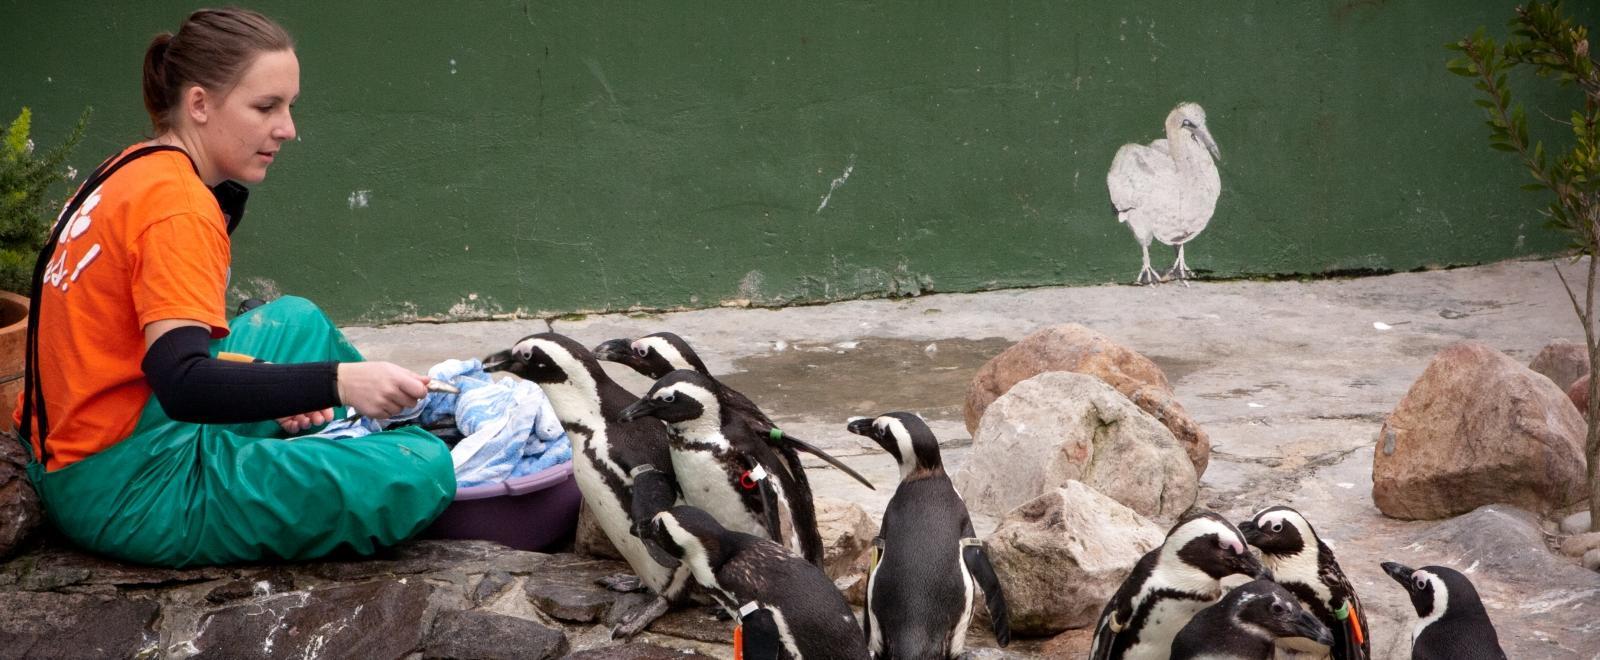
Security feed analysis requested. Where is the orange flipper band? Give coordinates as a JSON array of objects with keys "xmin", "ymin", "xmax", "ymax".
[
  {"xmin": 1350, "ymin": 603, "xmax": 1365, "ymax": 646},
  {"xmin": 1335, "ymin": 601, "xmax": 1365, "ymax": 646}
]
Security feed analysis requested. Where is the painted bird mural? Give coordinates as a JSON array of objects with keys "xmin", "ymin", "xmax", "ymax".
[{"xmin": 1107, "ymin": 102, "xmax": 1222, "ymax": 285}]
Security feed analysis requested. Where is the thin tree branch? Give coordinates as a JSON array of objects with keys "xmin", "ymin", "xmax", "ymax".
[{"xmin": 1555, "ymin": 260, "xmax": 1591, "ymax": 339}]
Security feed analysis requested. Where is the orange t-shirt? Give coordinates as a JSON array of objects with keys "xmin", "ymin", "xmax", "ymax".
[{"xmin": 19, "ymin": 145, "xmax": 232, "ymax": 470}]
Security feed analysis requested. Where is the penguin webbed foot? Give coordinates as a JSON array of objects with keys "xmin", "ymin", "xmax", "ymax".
[
  {"xmin": 610, "ymin": 594, "xmax": 671, "ymax": 639},
  {"xmin": 596, "ymin": 573, "xmax": 648, "ymax": 593}
]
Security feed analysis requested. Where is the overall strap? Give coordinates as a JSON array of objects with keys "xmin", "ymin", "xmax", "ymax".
[{"xmin": 18, "ymin": 145, "xmax": 186, "ymax": 465}]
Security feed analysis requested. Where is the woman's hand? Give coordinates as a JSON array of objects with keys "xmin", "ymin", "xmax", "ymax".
[
  {"xmin": 277, "ymin": 408, "xmax": 334, "ymax": 434},
  {"xmin": 336, "ymin": 362, "xmax": 430, "ymax": 419}
]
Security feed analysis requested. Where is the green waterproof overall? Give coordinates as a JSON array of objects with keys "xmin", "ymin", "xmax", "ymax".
[{"xmin": 20, "ymin": 296, "xmax": 456, "ymax": 567}]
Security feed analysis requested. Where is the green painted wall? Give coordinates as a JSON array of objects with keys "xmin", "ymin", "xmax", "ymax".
[{"xmin": 3, "ymin": 1, "xmax": 1595, "ymax": 323}]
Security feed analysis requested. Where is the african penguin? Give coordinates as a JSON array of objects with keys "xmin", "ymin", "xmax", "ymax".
[
  {"xmin": 1170, "ymin": 578, "xmax": 1334, "ymax": 660},
  {"xmin": 1090, "ymin": 510, "xmax": 1268, "ymax": 660},
  {"xmin": 619, "ymin": 369, "xmax": 814, "ymax": 562},
  {"xmin": 1380, "ymin": 562, "xmax": 1506, "ymax": 660},
  {"xmin": 1237, "ymin": 506, "xmax": 1369, "ymax": 659},
  {"xmin": 847, "ymin": 412, "xmax": 1010, "ymax": 659},
  {"xmin": 483, "ymin": 333, "xmax": 691, "ymax": 636},
  {"xmin": 646, "ymin": 505, "xmax": 869, "ymax": 660},
  {"xmin": 595, "ymin": 331, "xmax": 876, "ymax": 491}
]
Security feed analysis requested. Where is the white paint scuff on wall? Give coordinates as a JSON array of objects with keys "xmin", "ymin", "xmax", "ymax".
[
  {"xmin": 816, "ymin": 154, "xmax": 857, "ymax": 213},
  {"xmin": 584, "ymin": 58, "xmax": 618, "ymax": 104}
]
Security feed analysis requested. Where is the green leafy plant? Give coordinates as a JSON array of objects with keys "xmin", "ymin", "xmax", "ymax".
[
  {"xmin": 1448, "ymin": 1, "xmax": 1599, "ymax": 531},
  {"xmin": 0, "ymin": 106, "xmax": 90, "ymax": 295}
]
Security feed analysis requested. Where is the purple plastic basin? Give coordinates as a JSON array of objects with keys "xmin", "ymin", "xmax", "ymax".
[{"xmin": 422, "ymin": 462, "xmax": 581, "ymax": 552}]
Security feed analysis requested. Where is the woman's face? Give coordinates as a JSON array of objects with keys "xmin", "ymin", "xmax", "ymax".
[{"xmin": 199, "ymin": 49, "xmax": 299, "ymax": 184}]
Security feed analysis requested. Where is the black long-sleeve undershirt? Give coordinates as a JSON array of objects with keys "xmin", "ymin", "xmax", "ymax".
[{"xmin": 140, "ymin": 325, "xmax": 341, "ymax": 424}]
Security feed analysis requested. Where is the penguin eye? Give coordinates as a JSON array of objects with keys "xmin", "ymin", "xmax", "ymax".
[
  {"xmin": 1270, "ymin": 600, "xmax": 1290, "ymax": 615},
  {"xmin": 659, "ymin": 392, "xmax": 675, "ymax": 403},
  {"xmin": 1181, "ymin": 118, "xmax": 1196, "ymax": 129},
  {"xmin": 1269, "ymin": 521, "xmax": 1283, "ymax": 533},
  {"xmin": 633, "ymin": 345, "xmax": 649, "ymax": 358},
  {"xmin": 1413, "ymin": 576, "xmax": 1428, "ymax": 590}
]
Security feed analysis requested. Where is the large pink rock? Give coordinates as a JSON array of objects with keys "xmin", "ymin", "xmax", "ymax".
[
  {"xmin": 985, "ymin": 482, "xmax": 1165, "ymax": 635},
  {"xmin": 1373, "ymin": 342, "xmax": 1589, "ymax": 520},
  {"xmin": 1570, "ymin": 374, "xmax": 1591, "ymax": 418},
  {"xmin": 1529, "ymin": 338, "xmax": 1590, "ymax": 392},
  {"xmin": 964, "ymin": 324, "xmax": 1210, "ymax": 476},
  {"xmin": 954, "ymin": 372, "xmax": 1198, "ymax": 523}
]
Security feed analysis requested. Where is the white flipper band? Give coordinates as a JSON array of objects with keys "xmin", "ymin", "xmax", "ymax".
[{"xmin": 739, "ymin": 601, "xmax": 761, "ymax": 619}]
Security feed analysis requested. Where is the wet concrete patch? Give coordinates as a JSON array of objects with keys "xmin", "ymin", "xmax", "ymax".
[
  {"xmin": 1143, "ymin": 354, "xmax": 1210, "ymax": 384},
  {"xmin": 720, "ymin": 337, "xmax": 1011, "ymax": 423}
]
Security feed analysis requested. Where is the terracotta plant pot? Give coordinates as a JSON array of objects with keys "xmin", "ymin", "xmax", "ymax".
[{"xmin": 0, "ymin": 291, "xmax": 28, "ymax": 433}]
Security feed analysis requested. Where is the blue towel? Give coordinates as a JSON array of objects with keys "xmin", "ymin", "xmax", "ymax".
[{"xmin": 299, "ymin": 358, "xmax": 571, "ymax": 488}]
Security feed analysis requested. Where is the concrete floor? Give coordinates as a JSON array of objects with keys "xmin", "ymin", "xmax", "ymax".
[{"xmin": 344, "ymin": 258, "xmax": 1598, "ymax": 658}]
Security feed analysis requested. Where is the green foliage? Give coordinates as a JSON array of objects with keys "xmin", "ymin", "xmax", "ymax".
[
  {"xmin": 1447, "ymin": 1, "xmax": 1598, "ymax": 254},
  {"xmin": 1451, "ymin": 1, "xmax": 1600, "ymax": 532},
  {"xmin": 0, "ymin": 106, "xmax": 90, "ymax": 294}
]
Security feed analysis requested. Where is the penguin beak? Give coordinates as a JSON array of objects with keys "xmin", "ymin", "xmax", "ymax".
[
  {"xmin": 619, "ymin": 398, "xmax": 661, "ymax": 423},
  {"xmin": 1236, "ymin": 519, "xmax": 1262, "ymax": 545},
  {"xmin": 846, "ymin": 417, "xmax": 874, "ymax": 436},
  {"xmin": 1286, "ymin": 610, "xmax": 1335, "ymax": 648},
  {"xmin": 1381, "ymin": 561, "xmax": 1416, "ymax": 590},
  {"xmin": 592, "ymin": 338, "xmax": 632, "ymax": 363},
  {"xmin": 482, "ymin": 349, "xmax": 515, "ymax": 373},
  {"xmin": 644, "ymin": 540, "xmax": 681, "ymax": 570},
  {"xmin": 1234, "ymin": 548, "xmax": 1268, "ymax": 579}
]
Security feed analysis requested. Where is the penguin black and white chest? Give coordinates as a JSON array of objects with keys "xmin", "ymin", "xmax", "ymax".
[
  {"xmin": 620, "ymin": 369, "xmax": 804, "ymax": 554},
  {"xmin": 1170, "ymin": 578, "xmax": 1334, "ymax": 660},
  {"xmin": 483, "ymin": 333, "xmax": 689, "ymax": 602},
  {"xmin": 1090, "ymin": 511, "xmax": 1267, "ymax": 660},
  {"xmin": 848, "ymin": 412, "xmax": 1009, "ymax": 659},
  {"xmin": 1237, "ymin": 506, "xmax": 1369, "ymax": 659},
  {"xmin": 648, "ymin": 506, "xmax": 868, "ymax": 660},
  {"xmin": 1381, "ymin": 562, "xmax": 1506, "ymax": 660}
]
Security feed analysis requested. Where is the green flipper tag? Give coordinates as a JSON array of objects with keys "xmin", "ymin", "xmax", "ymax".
[{"xmin": 769, "ymin": 428, "xmax": 783, "ymax": 441}]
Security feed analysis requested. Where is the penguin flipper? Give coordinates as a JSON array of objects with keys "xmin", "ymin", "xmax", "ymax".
[
  {"xmin": 737, "ymin": 605, "xmax": 784, "ymax": 660},
  {"xmin": 1332, "ymin": 596, "xmax": 1370, "ymax": 660},
  {"xmin": 754, "ymin": 467, "xmax": 787, "ymax": 546},
  {"xmin": 763, "ymin": 440, "xmax": 826, "ymax": 567},
  {"xmin": 630, "ymin": 464, "xmax": 677, "ymax": 533},
  {"xmin": 961, "ymin": 538, "xmax": 1011, "ymax": 648},
  {"xmin": 1090, "ymin": 582, "xmax": 1137, "ymax": 660},
  {"xmin": 863, "ymin": 536, "xmax": 882, "ymax": 652},
  {"xmin": 779, "ymin": 431, "xmax": 876, "ymax": 490},
  {"xmin": 630, "ymin": 464, "xmax": 682, "ymax": 567}
]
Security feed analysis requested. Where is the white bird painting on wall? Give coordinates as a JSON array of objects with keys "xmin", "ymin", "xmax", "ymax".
[{"xmin": 1106, "ymin": 102, "xmax": 1222, "ymax": 285}]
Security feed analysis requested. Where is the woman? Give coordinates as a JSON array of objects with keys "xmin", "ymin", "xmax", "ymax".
[{"xmin": 16, "ymin": 8, "xmax": 456, "ymax": 567}]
